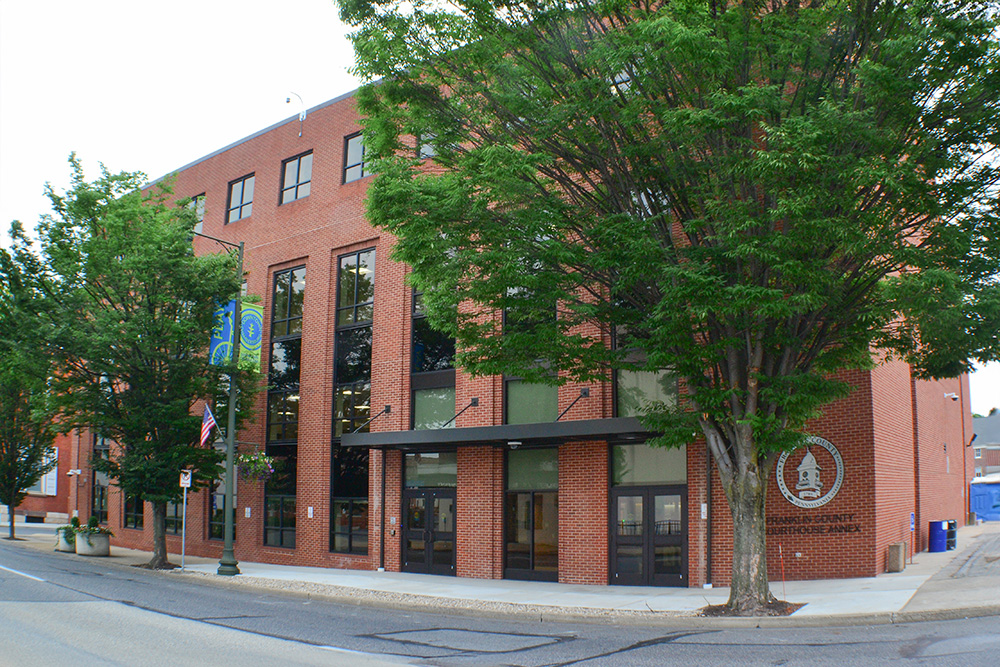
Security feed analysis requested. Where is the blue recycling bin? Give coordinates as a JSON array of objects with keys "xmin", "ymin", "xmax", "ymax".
[{"xmin": 928, "ymin": 520, "xmax": 948, "ymax": 552}]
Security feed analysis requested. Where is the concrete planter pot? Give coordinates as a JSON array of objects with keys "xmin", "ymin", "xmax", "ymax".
[
  {"xmin": 75, "ymin": 532, "xmax": 111, "ymax": 557},
  {"xmin": 55, "ymin": 529, "xmax": 75, "ymax": 553}
]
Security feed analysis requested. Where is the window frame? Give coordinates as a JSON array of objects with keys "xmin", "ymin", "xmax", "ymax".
[
  {"xmin": 225, "ymin": 173, "xmax": 255, "ymax": 224},
  {"xmin": 280, "ymin": 151, "xmax": 313, "ymax": 204},
  {"xmin": 411, "ymin": 289, "xmax": 456, "ymax": 430},
  {"xmin": 343, "ymin": 132, "xmax": 368, "ymax": 183},
  {"xmin": 123, "ymin": 495, "xmax": 144, "ymax": 530},
  {"xmin": 267, "ymin": 266, "xmax": 305, "ymax": 445}
]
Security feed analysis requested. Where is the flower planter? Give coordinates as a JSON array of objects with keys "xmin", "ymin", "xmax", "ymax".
[
  {"xmin": 55, "ymin": 531, "xmax": 75, "ymax": 553},
  {"xmin": 75, "ymin": 533, "xmax": 111, "ymax": 557}
]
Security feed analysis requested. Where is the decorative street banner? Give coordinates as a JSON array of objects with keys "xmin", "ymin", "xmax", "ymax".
[
  {"xmin": 209, "ymin": 300, "xmax": 263, "ymax": 370},
  {"xmin": 239, "ymin": 303, "xmax": 263, "ymax": 371},
  {"xmin": 209, "ymin": 300, "xmax": 236, "ymax": 366}
]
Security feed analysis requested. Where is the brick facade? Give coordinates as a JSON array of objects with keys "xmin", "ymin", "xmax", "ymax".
[{"xmin": 62, "ymin": 91, "xmax": 974, "ymax": 587}]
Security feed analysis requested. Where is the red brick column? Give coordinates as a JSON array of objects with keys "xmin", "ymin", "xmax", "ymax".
[{"xmin": 558, "ymin": 440, "xmax": 608, "ymax": 585}]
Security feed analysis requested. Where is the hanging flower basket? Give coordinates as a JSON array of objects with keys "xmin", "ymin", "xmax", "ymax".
[{"xmin": 236, "ymin": 451, "xmax": 275, "ymax": 482}]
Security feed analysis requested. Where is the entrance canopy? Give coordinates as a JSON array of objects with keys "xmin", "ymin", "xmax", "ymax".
[{"xmin": 340, "ymin": 417, "xmax": 652, "ymax": 450}]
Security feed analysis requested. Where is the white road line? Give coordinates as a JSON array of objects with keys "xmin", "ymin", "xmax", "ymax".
[{"xmin": 0, "ymin": 563, "xmax": 45, "ymax": 582}]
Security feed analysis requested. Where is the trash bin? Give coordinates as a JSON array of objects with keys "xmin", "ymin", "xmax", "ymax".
[
  {"xmin": 946, "ymin": 519, "xmax": 957, "ymax": 551},
  {"xmin": 928, "ymin": 520, "xmax": 948, "ymax": 552}
]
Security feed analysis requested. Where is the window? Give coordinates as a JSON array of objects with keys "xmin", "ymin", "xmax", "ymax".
[
  {"xmin": 264, "ymin": 455, "xmax": 296, "ymax": 548},
  {"xmin": 331, "ymin": 447, "xmax": 369, "ymax": 554},
  {"xmin": 343, "ymin": 133, "xmax": 369, "ymax": 183},
  {"xmin": 280, "ymin": 152, "xmax": 312, "ymax": 204},
  {"xmin": 267, "ymin": 267, "xmax": 305, "ymax": 444},
  {"xmin": 975, "ymin": 467, "xmax": 983, "ymax": 477},
  {"xmin": 165, "ymin": 501, "xmax": 183, "ymax": 535},
  {"xmin": 412, "ymin": 290, "xmax": 456, "ymax": 430},
  {"xmin": 208, "ymin": 469, "xmax": 236, "ymax": 541},
  {"xmin": 331, "ymin": 249, "xmax": 375, "ymax": 554},
  {"xmin": 975, "ymin": 448, "xmax": 983, "ymax": 459},
  {"xmin": 25, "ymin": 450, "xmax": 58, "ymax": 496},
  {"xmin": 417, "ymin": 133, "xmax": 437, "ymax": 160},
  {"xmin": 91, "ymin": 436, "xmax": 109, "ymax": 524},
  {"xmin": 505, "ymin": 378, "xmax": 558, "ymax": 425},
  {"xmin": 124, "ymin": 495, "xmax": 144, "ymax": 529},
  {"xmin": 616, "ymin": 369, "xmax": 678, "ymax": 417},
  {"xmin": 226, "ymin": 174, "xmax": 255, "ymax": 223},
  {"xmin": 189, "ymin": 193, "xmax": 206, "ymax": 235},
  {"xmin": 505, "ymin": 448, "xmax": 558, "ymax": 581}
]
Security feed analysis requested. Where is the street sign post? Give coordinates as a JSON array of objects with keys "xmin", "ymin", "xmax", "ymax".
[{"xmin": 180, "ymin": 470, "xmax": 192, "ymax": 569}]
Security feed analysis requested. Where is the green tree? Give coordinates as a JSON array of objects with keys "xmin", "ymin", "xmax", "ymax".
[
  {"xmin": 36, "ymin": 156, "xmax": 254, "ymax": 569},
  {"xmin": 339, "ymin": 0, "xmax": 1000, "ymax": 612},
  {"xmin": 0, "ymin": 223, "xmax": 57, "ymax": 540}
]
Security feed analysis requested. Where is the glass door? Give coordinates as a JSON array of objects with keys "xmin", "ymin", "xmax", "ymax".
[
  {"xmin": 610, "ymin": 485, "xmax": 686, "ymax": 586},
  {"xmin": 402, "ymin": 488, "xmax": 456, "ymax": 575}
]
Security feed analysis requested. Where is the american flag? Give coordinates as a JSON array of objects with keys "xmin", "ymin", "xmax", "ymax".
[{"xmin": 200, "ymin": 404, "xmax": 218, "ymax": 447}]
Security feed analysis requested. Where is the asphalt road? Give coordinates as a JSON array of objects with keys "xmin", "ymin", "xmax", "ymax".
[{"xmin": 1, "ymin": 534, "xmax": 999, "ymax": 666}]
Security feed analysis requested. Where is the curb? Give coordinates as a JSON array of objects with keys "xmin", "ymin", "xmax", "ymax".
[{"xmin": 8, "ymin": 534, "xmax": 1000, "ymax": 629}]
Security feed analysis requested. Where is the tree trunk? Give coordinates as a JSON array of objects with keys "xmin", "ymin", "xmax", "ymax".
[
  {"xmin": 147, "ymin": 501, "xmax": 170, "ymax": 569},
  {"xmin": 724, "ymin": 464, "xmax": 777, "ymax": 613}
]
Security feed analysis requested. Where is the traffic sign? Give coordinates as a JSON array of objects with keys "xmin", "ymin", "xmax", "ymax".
[{"xmin": 179, "ymin": 470, "xmax": 192, "ymax": 488}]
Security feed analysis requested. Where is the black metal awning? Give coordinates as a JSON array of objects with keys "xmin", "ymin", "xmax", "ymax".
[{"xmin": 339, "ymin": 417, "xmax": 652, "ymax": 450}]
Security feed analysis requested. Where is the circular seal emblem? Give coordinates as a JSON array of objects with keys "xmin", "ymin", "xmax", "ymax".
[
  {"xmin": 241, "ymin": 308, "xmax": 263, "ymax": 348},
  {"xmin": 775, "ymin": 436, "xmax": 845, "ymax": 509}
]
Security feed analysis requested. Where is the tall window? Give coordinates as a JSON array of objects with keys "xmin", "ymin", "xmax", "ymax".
[
  {"xmin": 265, "ymin": 266, "xmax": 304, "ymax": 548},
  {"xmin": 343, "ymin": 133, "xmax": 369, "ymax": 183},
  {"xmin": 189, "ymin": 193, "xmax": 206, "ymax": 235},
  {"xmin": 412, "ymin": 291, "xmax": 455, "ymax": 430},
  {"xmin": 124, "ymin": 495, "xmax": 144, "ymax": 529},
  {"xmin": 226, "ymin": 173, "xmax": 255, "ymax": 223},
  {"xmin": 268, "ymin": 267, "xmax": 305, "ymax": 444},
  {"xmin": 208, "ymin": 474, "xmax": 236, "ymax": 541},
  {"xmin": 264, "ymin": 455, "xmax": 297, "ymax": 549},
  {"xmin": 165, "ymin": 501, "xmax": 183, "ymax": 535},
  {"xmin": 91, "ymin": 436, "xmax": 109, "ymax": 524},
  {"xmin": 331, "ymin": 248, "xmax": 374, "ymax": 553},
  {"xmin": 280, "ymin": 152, "xmax": 313, "ymax": 204},
  {"xmin": 505, "ymin": 448, "xmax": 558, "ymax": 581}
]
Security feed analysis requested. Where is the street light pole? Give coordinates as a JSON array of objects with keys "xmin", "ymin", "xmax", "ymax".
[{"xmin": 193, "ymin": 230, "xmax": 243, "ymax": 576}]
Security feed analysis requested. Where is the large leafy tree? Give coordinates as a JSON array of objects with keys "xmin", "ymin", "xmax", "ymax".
[
  {"xmin": 0, "ymin": 223, "xmax": 57, "ymax": 540},
  {"xmin": 35, "ymin": 157, "xmax": 248, "ymax": 569},
  {"xmin": 339, "ymin": 0, "xmax": 1000, "ymax": 611}
]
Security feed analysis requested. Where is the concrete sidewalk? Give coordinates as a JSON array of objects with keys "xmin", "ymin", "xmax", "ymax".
[{"xmin": 5, "ymin": 519, "xmax": 999, "ymax": 626}]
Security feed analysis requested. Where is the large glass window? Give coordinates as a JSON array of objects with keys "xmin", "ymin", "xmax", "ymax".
[
  {"xmin": 331, "ymin": 447, "xmax": 369, "ymax": 554},
  {"xmin": 616, "ymin": 369, "xmax": 678, "ymax": 417},
  {"xmin": 226, "ymin": 173, "xmax": 254, "ymax": 223},
  {"xmin": 165, "ymin": 501, "xmax": 183, "ymax": 535},
  {"xmin": 505, "ymin": 448, "xmax": 558, "ymax": 580},
  {"xmin": 267, "ymin": 267, "xmax": 305, "ymax": 445},
  {"xmin": 264, "ymin": 454, "xmax": 296, "ymax": 548},
  {"xmin": 208, "ymin": 472, "xmax": 236, "ymax": 541},
  {"xmin": 124, "ymin": 495, "xmax": 143, "ymax": 529},
  {"xmin": 505, "ymin": 379, "xmax": 558, "ymax": 425},
  {"xmin": 404, "ymin": 452, "xmax": 457, "ymax": 488},
  {"xmin": 611, "ymin": 443, "xmax": 687, "ymax": 486},
  {"xmin": 280, "ymin": 151, "xmax": 313, "ymax": 204},
  {"xmin": 331, "ymin": 249, "xmax": 375, "ymax": 553},
  {"xmin": 189, "ymin": 193, "xmax": 206, "ymax": 235},
  {"xmin": 412, "ymin": 290, "xmax": 455, "ymax": 430},
  {"xmin": 343, "ymin": 133, "xmax": 368, "ymax": 183}
]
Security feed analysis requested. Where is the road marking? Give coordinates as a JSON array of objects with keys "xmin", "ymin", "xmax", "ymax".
[{"xmin": 0, "ymin": 563, "xmax": 45, "ymax": 582}]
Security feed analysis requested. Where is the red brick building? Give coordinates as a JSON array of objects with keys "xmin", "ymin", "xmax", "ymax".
[{"xmin": 73, "ymin": 90, "xmax": 974, "ymax": 586}]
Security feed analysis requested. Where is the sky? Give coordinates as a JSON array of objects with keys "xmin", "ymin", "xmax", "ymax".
[{"xmin": 1, "ymin": 0, "xmax": 998, "ymax": 415}]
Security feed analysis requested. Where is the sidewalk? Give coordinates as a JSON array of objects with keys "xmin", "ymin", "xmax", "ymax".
[{"xmin": 6, "ymin": 520, "xmax": 1000, "ymax": 627}]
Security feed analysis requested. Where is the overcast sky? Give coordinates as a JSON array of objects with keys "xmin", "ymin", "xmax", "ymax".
[{"xmin": 1, "ymin": 0, "xmax": 997, "ymax": 415}]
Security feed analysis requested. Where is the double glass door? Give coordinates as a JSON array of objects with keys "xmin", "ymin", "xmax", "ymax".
[
  {"xmin": 610, "ymin": 485, "xmax": 686, "ymax": 586},
  {"xmin": 402, "ymin": 488, "xmax": 456, "ymax": 575}
]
